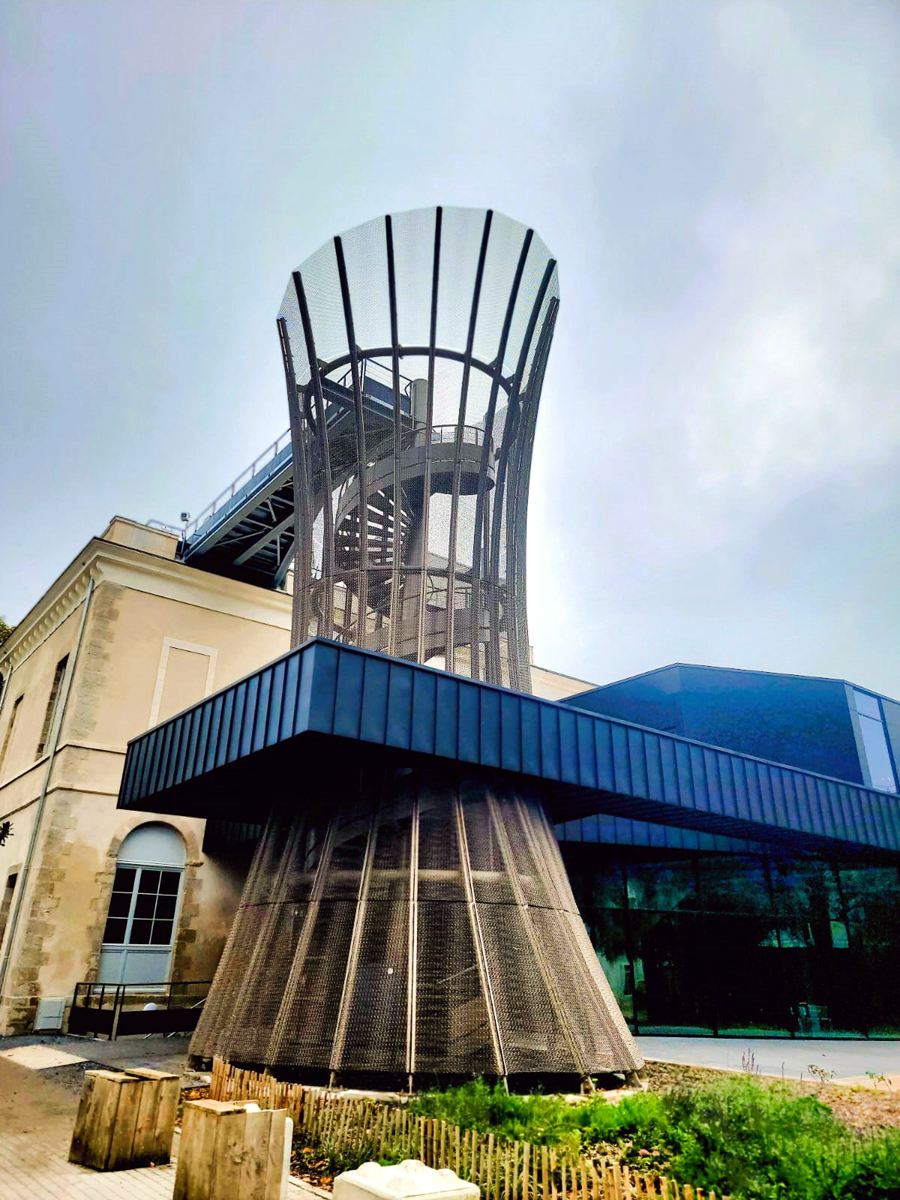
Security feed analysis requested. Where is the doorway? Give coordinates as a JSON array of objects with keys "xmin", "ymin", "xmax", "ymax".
[{"xmin": 98, "ymin": 823, "xmax": 185, "ymax": 985}]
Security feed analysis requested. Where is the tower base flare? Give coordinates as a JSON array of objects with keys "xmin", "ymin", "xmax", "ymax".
[{"xmin": 191, "ymin": 763, "xmax": 642, "ymax": 1083}]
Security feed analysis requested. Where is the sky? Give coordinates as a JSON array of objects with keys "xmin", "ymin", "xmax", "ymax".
[{"xmin": 1, "ymin": 0, "xmax": 898, "ymax": 695}]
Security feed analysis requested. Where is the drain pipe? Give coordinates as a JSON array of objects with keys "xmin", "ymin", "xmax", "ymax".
[{"xmin": 0, "ymin": 574, "xmax": 95, "ymax": 1003}]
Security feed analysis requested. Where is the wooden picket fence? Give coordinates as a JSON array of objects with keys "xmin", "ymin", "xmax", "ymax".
[{"xmin": 209, "ymin": 1059, "xmax": 726, "ymax": 1200}]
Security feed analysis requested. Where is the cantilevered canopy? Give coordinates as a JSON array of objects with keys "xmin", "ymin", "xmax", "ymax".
[{"xmin": 118, "ymin": 639, "xmax": 900, "ymax": 857}]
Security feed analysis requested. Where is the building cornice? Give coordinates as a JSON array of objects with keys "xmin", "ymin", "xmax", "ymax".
[
  {"xmin": 1, "ymin": 533, "xmax": 291, "ymax": 676},
  {"xmin": 0, "ymin": 561, "xmax": 98, "ymax": 675},
  {"xmin": 92, "ymin": 544, "xmax": 292, "ymax": 630}
]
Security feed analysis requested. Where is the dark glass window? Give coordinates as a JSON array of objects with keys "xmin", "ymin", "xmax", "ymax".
[
  {"xmin": 0, "ymin": 695, "xmax": 23, "ymax": 771},
  {"xmin": 562, "ymin": 841, "xmax": 900, "ymax": 1038},
  {"xmin": 101, "ymin": 864, "xmax": 181, "ymax": 947},
  {"xmin": 626, "ymin": 857, "xmax": 698, "ymax": 912},
  {"xmin": 36, "ymin": 656, "xmax": 69, "ymax": 759},
  {"xmin": 852, "ymin": 690, "xmax": 897, "ymax": 793}
]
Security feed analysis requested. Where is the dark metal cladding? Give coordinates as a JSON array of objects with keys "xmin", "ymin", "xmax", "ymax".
[
  {"xmin": 119, "ymin": 638, "xmax": 900, "ymax": 856},
  {"xmin": 277, "ymin": 206, "xmax": 559, "ymax": 690}
]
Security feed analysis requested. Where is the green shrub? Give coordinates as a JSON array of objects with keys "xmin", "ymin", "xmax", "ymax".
[
  {"xmin": 575, "ymin": 1091, "xmax": 671, "ymax": 1146},
  {"xmin": 410, "ymin": 1076, "xmax": 900, "ymax": 1200},
  {"xmin": 829, "ymin": 1128, "xmax": 900, "ymax": 1200},
  {"xmin": 411, "ymin": 1080, "xmax": 579, "ymax": 1148},
  {"xmin": 662, "ymin": 1076, "xmax": 841, "ymax": 1199}
]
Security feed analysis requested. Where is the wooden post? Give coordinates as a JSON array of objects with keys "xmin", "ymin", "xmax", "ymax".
[
  {"xmin": 174, "ymin": 1100, "xmax": 292, "ymax": 1200},
  {"xmin": 69, "ymin": 1067, "xmax": 180, "ymax": 1171}
]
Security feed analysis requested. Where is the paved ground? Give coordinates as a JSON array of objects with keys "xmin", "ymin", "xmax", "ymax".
[
  {"xmin": 636, "ymin": 1035, "xmax": 900, "ymax": 1082},
  {"xmin": 0, "ymin": 1030, "xmax": 191, "ymax": 1072},
  {"xmin": 0, "ymin": 1042, "xmax": 312, "ymax": 1200},
  {"xmin": 0, "ymin": 1054, "xmax": 178, "ymax": 1199},
  {"xmin": 3, "ymin": 1030, "xmax": 900, "ymax": 1197}
]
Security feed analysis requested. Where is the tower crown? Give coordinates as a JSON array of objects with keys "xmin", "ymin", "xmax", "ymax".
[{"xmin": 278, "ymin": 206, "xmax": 559, "ymax": 691}]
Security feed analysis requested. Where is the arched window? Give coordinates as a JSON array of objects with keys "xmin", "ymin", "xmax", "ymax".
[{"xmin": 98, "ymin": 823, "xmax": 185, "ymax": 985}]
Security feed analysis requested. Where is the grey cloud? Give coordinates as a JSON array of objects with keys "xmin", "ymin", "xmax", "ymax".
[{"xmin": 1, "ymin": 0, "xmax": 897, "ymax": 700}]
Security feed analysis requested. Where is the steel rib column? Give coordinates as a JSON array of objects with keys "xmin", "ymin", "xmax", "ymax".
[
  {"xmin": 220, "ymin": 815, "xmax": 306, "ymax": 1055},
  {"xmin": 405, "ymin": 791, "xmax": 420, "ymax": 1086},
  {"xmin": 190, "ymin": 813, "xmax": 288, "ymax": 1057},
  {"xmin": 278, "ymin": 318, "xmax": 312, "ymax": 639},
  {"xmin": 505, "ymin": 295, "xmax": 558, "ymax": 692},
  {"xmin": 469, "ymin": 228, "xmax": 532, "ymax": 683},
  {"xmin": 334, "ymin": 237, "xmax": 369, "ymax": 644},
  {"xmin": 328, "ymin": 801, "xmax": 379, "ymax": 1080},
  {"xmin": 266, "ymin": 818, "xmax": 339, "ymax": 1065},
  {"xmin": 293, "ymin": 270, "xmax": 335, "ymax": 639},
  {"xmin": 445, "ymin": 211, "xmax": 492, "ymax": 678},
  {"xmin": 487, "ymin": 258, "xmax": 556, "ymax": 690},
  {"xmin": 415, "ymin": 208, "xmax": 442, "ymax": 665},
  {"xmin": 454, "ymin": 787, "xmax": 506, "ymax": 1079},
  {"xmin": 485, "ymin": 788, "xmax": 588, "ymax": 1076},
  {"xmin": 385, "ymin": 216, "xmax": 403, "ymax": 659}
]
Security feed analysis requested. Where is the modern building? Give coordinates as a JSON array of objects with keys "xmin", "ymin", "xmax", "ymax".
[
  {"xmin": 2, "ymin": 201, "xmax": 898, "ymax": 1068},
  {"xmin": 555, "ymin": 665, "xmax": 900, "ymax": 1039}
]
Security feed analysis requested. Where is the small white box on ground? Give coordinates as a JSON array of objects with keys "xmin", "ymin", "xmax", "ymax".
[
  {"xmin": 334, "ymin": 1159, "xmax": 480, "ymax": 1200},
  {"xmin": 34, "ymin": 997, "xmax": 66, "ymax": 1030}
]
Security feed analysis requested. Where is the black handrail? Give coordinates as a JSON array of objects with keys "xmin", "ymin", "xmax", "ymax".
[{"xmin": 70, "ymin": 979, "xmax": 211, "ymax": 1039}]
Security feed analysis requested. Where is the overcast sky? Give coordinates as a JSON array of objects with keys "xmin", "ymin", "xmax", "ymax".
[{"xmin": 2, "ymin": 0, "xmax": 898, "ymax": 695}]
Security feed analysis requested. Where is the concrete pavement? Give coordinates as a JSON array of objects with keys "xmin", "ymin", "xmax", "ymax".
[{"xmin": 636, "ymin": 1035, "xmax": 900, "ymax": 1082}]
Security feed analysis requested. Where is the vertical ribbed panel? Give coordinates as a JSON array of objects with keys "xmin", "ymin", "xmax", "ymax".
[{"xmin": 191, "ymin": 764, "xmax": 642, "ymax": 1081}]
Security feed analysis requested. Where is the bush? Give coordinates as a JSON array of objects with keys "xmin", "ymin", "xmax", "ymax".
[
  {"xmin": 411, "ymin": 1080, "xmax": 580, "ymax": 1149},
  {"xmin": 410, "ymin": 1076, "xmax": 900, "ymax": 1200},
  {"xmin": 663, "ymin": 1076, "xmax": 840, "ymax": 1199}
]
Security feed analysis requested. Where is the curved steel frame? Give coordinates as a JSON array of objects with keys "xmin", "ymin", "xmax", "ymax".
[{"xmin": 277, "ymin": 206, "xmax": 559, "ymax": 691}]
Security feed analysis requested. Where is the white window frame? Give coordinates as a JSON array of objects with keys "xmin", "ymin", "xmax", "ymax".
[{"xmin": 101, "ymin": 860, "xmax": 185, "ymax": 950}]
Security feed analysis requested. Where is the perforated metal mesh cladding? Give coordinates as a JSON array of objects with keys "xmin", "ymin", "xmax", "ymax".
[
  {"xmin": 190, "ymin": 765, "xmax": 643, "ymax": 1080},
  {"xmin": 278, "ymin": 207, "xmax": 560, "ymax": 692}
]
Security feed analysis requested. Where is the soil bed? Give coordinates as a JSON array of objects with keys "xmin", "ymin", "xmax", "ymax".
[{"xmin": 641, "ymin": 1059, "xmax": 900, "ymax": 1131}]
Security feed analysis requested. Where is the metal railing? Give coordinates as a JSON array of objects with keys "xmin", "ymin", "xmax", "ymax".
[
  {"xmin": 69, "ymin": 979, "xmax": 211, "ymax": 1039},
  {"xmin": 146, "ymin": 418, "xmax": 488, "ymax": 546},
  {"xmin": 186, "ymin": 431, "xmax": 293, "ymax": 538},
  {"xmin": 147, "ymin": 432, "xmax": 293, "ymax": 543}
]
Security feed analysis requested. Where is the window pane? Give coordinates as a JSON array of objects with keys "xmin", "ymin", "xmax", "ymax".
[
  {"xmin": 159, "ymin": 871, "xmax": 180, "ymax": 895},
  {"xmin": 102, "ymin": 917, "xmax": 127, "ymax": 944},
  {"xmin": 155, "ymin": 894, "xmax": 177, "ymax": 920},
  {"xmin": 134, "ymin": 894, "xmax": 156, "ymax": 919},
  {"xmin": 859, "ymin": 715, "xmax": 898, "ymax": 793},
  {"xmin": 113, "ymin": 867, "xmax": 136, "ymax": 893},
  {"xmin": 129, "ymin": 919, "xmax": 152, "ymax": 945},
  {"xmin": 138, "ymin": 870, "xmax": 161, "ymax": 895},
  {"xmin": 107, "ymin": 892, "xmax": 131, "ymax": 919},
  {"xmin": 853, "ymin": 690, "xmax": 881, "ymax": 720},
  {"xmin": 627, "ymin": 857, "xmax": 699, "ymax": 912},
  {"xmin": 150, "ymin": 920, "xmax": 173, "ymax": 946}
]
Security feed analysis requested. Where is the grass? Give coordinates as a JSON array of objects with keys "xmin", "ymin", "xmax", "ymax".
[{"xmin": 410, "ymin": 1077, "xmax": 900, "ymax": 1200}]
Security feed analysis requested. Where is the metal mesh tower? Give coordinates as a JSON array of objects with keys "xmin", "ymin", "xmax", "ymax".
[
  {"xmin": 277, "ymin": 206, "xmax": 559, "ymax": 692},
  {"xmin": 191, "ymin": 764, "xmax": 642, "ymax": 1083},
  {"xmin": 190, "ymin": 207, "xmax": 642, "ymax": 1084}
]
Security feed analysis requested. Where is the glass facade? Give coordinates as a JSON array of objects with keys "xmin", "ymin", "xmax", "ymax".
[
  {"xmin": 852, "ymin": 689, "xmax": 898, "ymax": 793},
  {"xmin": 558, "ymin": 818, "xmax": 900, "ymax": 1037}
]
